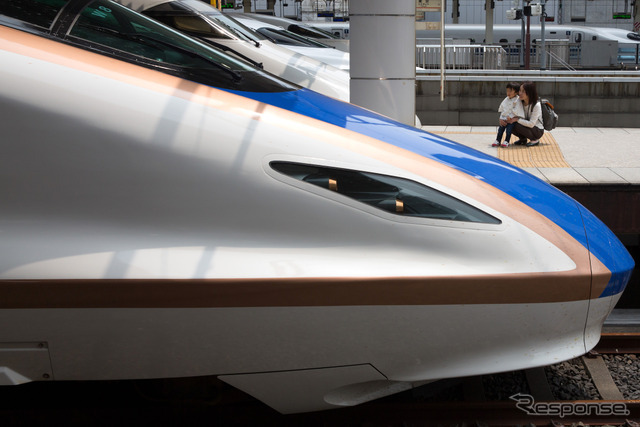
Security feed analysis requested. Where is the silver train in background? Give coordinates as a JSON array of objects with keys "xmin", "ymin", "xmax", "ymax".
[
  {"xmin": 311, "ymin": 21, "xmax": 640, "ymax": 68},
  {"xmin": 0, "ymin": 0, "xmax": 635, "ymax": 414},
  {"xmin": 120, "ymin": 0, "xmax": 350, "ymax": 100}
]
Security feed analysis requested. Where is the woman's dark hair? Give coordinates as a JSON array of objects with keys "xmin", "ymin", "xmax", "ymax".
[
  {"xmin": 520, "ymin": 81, "xmax": 538, "ymax": 105},
  {"xmin": 507, "ymin": 82, "xmax": 520, "ymax": 91}
]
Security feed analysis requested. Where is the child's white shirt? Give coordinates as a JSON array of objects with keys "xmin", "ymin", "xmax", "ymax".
[{"xmin": 498, "ymin": 95, "xmax": 523, "ymax": 120}]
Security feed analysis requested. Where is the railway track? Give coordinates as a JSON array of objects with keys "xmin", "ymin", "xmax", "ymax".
[
  {"xmin": 189, "ymin": 330, "xmax": 640, "ymax": 426},
  {"xmin": 275, "ymin": 331, "xmax": 640, "ymax": 426}
]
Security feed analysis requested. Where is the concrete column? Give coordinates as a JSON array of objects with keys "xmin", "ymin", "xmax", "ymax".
[
  {"xmin": 635, "ymin": 0, "xmax": 640, "ymax": 64},
  {"xmin": 349, "ymin": 0, "xmax": 416, "ymax": 126},
  {"xmin": 485, "ymin": 0, "xmax": 494, "ymax": 44},
  {"xmin": 540, "ymin": 0, "xmax": 547, "ymax": 70}
]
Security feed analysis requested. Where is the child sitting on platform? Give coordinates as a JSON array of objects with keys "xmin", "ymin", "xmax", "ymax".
[{"xmin": 492, "ymin": 82, "xmax": 523, "ymax": 148}]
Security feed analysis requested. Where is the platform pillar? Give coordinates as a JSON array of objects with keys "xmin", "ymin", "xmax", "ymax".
[
  {"xmin": 349, "ymin": 0, "xmax": 416, "ymax": 126},
  {"xmin": 485, "ymin": 0, "xmax": 494, "ymax": 44}
]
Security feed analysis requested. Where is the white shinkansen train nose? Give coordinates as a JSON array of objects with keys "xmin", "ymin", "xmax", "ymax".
[{"xmin": 580, "ymin": 204, "xmax": 635, "ymax": 351}]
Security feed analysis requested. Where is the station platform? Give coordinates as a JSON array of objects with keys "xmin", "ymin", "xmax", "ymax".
[{"xmin": 422, "ymin": 126, "xmax": 640, "ymax": 186}]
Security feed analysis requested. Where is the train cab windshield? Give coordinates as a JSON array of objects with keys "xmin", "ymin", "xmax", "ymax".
[
  {"xmin": 287, "ymin": 23, "xmax": 339, "ymax": 40},
  {"xmin": 0, "ymin": 0, "xmax": 298, "ymax": 92},
  {"xmin": 628, "ymin": 32, "xmax": 640, "ymax": 41},
  {"xmin": 138, "ymin": 0, "xmax": 269, "ymax": 67},
  {"xmin": 139, "ymin": 0, "xmax": 259, "ymax": 43},
  {"xmin": 163, "ymin": 0, "xmax": 267, "ymax": 44},
  {"xmin": 255, "ymin": 26, "xmax": 333, "ymax": 48}
]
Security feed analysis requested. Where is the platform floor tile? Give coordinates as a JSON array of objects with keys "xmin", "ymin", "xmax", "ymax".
[{"xmin": 498, "ymin": 133, "xmax": 570, "ymax": 169}]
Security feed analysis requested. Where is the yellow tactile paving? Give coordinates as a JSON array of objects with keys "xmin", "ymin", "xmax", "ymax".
[
  {"xmin": 499, "ymin": 132, "xmax": 570, "ymax": 168},
  {"xmin": 437, "ymin": 131, "xmax": 570, "ymax": 168}
]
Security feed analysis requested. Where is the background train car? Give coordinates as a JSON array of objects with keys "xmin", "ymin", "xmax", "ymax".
[
  {"xmin": 119, "ymin": 0, "xmax": 350, "ymax": 100},
  {"xmin": 232, "ymin": 13, "xmax": 350, "ymax": 70},
  {"xmin": 415, "ymin": 24, "xmax": 640, "ymax": 67},
  {"xmin": 312, "ymin": 21, "xmax": 640, "ymax": 68},
  {"xmin": 0, "ymin": 0, "xmax": 634, "ymax": 415},
  {"xmin": 238, "ymin": 12, "xmax": 350, "ymax": 52}
]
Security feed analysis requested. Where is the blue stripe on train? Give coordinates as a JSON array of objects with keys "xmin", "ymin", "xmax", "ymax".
[{"xmin": 227, "ymin": 88, "xmax": 634, "ymax": 298}]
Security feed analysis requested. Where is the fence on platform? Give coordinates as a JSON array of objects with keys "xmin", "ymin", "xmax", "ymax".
[
  {"xmin": 415, "ymin": 42, "xmax": 585, "ymax": 70},
  {"xmin": 415, "ymin": 45, "xmax": 508, "ymax": 70}
]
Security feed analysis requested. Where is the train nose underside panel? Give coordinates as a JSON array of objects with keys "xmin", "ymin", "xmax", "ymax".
[
  {"xmin": 0, "ymin": 297, "xmax": 597, "ymax": 414},
  {"xmin": 219, "ymin": 299, "xmax": 596, "ymax": 414}
]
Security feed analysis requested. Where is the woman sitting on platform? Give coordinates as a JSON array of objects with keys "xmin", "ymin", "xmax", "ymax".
[{"xmin": 508, "ymin": 81, "xmax": 544, "ymax": 147}]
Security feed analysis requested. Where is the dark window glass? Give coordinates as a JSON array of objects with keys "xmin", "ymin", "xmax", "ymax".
[
  {"xmin": 65, "ymin": 0, "xmax": 295, "ymax": 92},
  {"xmin": 205, "ymin": 11, "xmax": 264, "ymax": 42},
  {"xmin": 159, "ymin": 14, "xmax": 226, "ymax": 38},
  {"xmin": 256, "ymin": 27, "xmax": 329, "ymax": 47},
  {"xmin": 143, "ymin": 2, "xmax": 233, "ymax": 40},
  {"xmin": 0, "ymin": 0, "xmax": 68, "ymax": 29},
  {"xmin": 271, "ymin": 162, "xmax": 501, "ymax": 224},
  {"xmin": 289, "ymin": 24, "xmax": 337, "ymax": 39},
  {"xmin": 184, "ymin": 0, "xmax": 265, "ymax": 42},
  {"xmin": 69, "ymin": 1, "xmax": 235, "ymax": 68},
  {"xmin": 145, "ymin": 0, "xmax": 263, "ymax": 43},
  {"xmin": 627, "ymin": 32, "xmax": 640, "ymax": 41}
]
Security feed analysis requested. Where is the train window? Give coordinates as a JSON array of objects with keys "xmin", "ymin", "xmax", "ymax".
[
  {"xmin": 0, "ymin": 0, "xmax": 68, "ymax": 30},
  {"xmin": 170, "ymin": 16, "xmax": 232, "ymax": 39},
  {"xmin": 66, "ymin": 0, "xmax": 296, "ymax": 92},
  {"xmin": 70, "ymin": 1, "xmax": 231, "ymax": 64},
  {"xmin": 139, "ymin": 1, "xmax": 268, "ymax": 51},
  {"xmin": 186, "ymin": 0, "xmax": 268, "ymax": 43},
  {"xmin": 256, "ymin": 27, "xmax": 330, "ymax": 48},
  {"xmin": 142, "ymin": 2, "xmax": 234, "ymax": 40},
  {"xmin": 289, "ymin": 24, "xmax": 338, "ymax": 40},
  {"xmin": 271, "ymin": 162, "xmax": 501, "ymax": 224}
]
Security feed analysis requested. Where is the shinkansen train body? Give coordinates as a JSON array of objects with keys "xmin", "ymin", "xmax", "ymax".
[
  {"xmin": 414, "ymin": 23, "xmax": 640, "ymax": 45},
  {"xmin": 313, "ymin": 21, "xmax": 640, "ymax": 45},
  {"xmin": 119, "ymin": 0, "xmax": 350, "ymax": 101},
  {"xmin": 313, "ymin": 21, "xmax": 640, "ymax": 66},
  {"xmin": 237, "ymin": 12, "xmax": 350, "ymax": 52},
  {"xmin": 0, "ymin": 0, "xmax": 635, "ymax": 415},
  {"xmin": 417, "ymin": 24, "xmax": 640, "ymax": 67},
  {"xmin": 232, "ymin": 13, "xmax": 350, "ymax": 70}
]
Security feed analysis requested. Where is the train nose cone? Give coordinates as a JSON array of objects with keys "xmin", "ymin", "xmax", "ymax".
[
  {"xmin": 580, "ymin": 203, "xmax": 634, "ymax": 351},
  {"xmin": 579, "ymin": 204, "xmax": 634, "ymax": 299}
]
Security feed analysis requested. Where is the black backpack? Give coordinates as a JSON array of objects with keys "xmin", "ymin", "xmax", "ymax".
[{"xmin": 540, "ymin": 99, "xmax": 558, "ymax": 131}]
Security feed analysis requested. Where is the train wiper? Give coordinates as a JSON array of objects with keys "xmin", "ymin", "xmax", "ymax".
[
  {"xmin": 207, "ymin": 17, "xmax": 261, "ymax": 47},
  {"xmin": 202, "ymin": 38, "xmax": 263, "ymax": 69},
  {"xmin": 75, "ymin": 24, "xmax": 242, "ymax": 82},
  {"xmin": 125, "ymin": 32, "xmax": 243, "ymax": 82}
]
